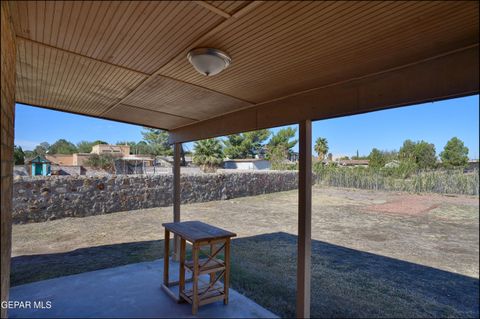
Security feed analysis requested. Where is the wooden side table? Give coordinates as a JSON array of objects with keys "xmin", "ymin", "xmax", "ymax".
[{"xmin": 162, "ymin": 221, "xmax": 237, "ymax": 314}]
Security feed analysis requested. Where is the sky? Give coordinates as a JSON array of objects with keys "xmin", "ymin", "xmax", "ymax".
[{"xmin": 14, "ymin": 94, "xmax": 479, "ymax": 159}]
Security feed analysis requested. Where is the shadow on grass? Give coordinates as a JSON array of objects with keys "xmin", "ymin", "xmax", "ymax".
[{"xmin": 11, "ymin": 232, "xmax": 479, "ymax": 318}]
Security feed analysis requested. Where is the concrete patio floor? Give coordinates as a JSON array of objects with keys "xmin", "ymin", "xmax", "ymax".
[{"xmin": 8, "ymin": 259, "xmax": 277, "ymax": 318}]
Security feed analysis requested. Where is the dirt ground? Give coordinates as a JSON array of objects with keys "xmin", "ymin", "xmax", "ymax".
[
  {"xmin": 11, "ymin": 186, "xmax": 479, "ymax": 317},
  {"xmin": 13, "ymin": 186, "xmax": 479, "ymax": 278}
]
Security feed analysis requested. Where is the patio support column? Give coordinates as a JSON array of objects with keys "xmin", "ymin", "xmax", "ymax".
[
  {"xmin": 172, "ymin": 143, "xmax": 181, "ymax": 261},
  {"xmin": 1, "ymin": 2, "xmax": 16, "ymax": 318},
  {"xmin": 297, "ymin": 119, "xmax": 312, "ymax": 318}
]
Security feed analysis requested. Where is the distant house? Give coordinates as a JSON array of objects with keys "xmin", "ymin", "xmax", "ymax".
[
  {"xmin": 223, "ymin": 159, "xmax": 271, "ymax": 170},
  {"xmin": 91, "ymin": 144, "xmax": 130, "ymax": 156},
  {"xmin": 288, "ymin": 152, "xmax": 299, "ymax": 162},
  {"xmin": 18, "ymin": 145, "xmax": 164, "ymax": 177},
  {"xmin": 46, "ymin": 144, "xmax": 133, "ymax": 167},
  {"xmin": 15, "ymin": 145, "xmax": 140, "ymax": 177},
  {"xmin": 337, "ymin": 159, "xmax": 369, "ymax": 167},
  {"xmin": 465, "ymin": 159, "xmax": 479, "ymax": 172},
  {"xmin": 384, "ymin": 160, "xmax": 400, "ymax": 168},
  {"xmin": 26, "ymin": 155, "xmax": 51, "ymax": 176},
  {"xmin": 45, "ymin": 154, "xmax": 75, "ymax": 165},
  {"xmin": 157, "ymin": 156, "xmax": 193, "ymax": 167}
]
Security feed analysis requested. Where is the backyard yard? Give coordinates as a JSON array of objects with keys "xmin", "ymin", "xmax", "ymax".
[{"xmin": 11, "ymin": 186, "xmax": 479, "ymax": 318}]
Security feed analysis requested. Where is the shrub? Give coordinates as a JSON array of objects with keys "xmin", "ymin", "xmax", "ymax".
[
  {"xmin": 193, "ymin": 138, "xmax": 224, "ymax": 173},
  {"xmin": 313, "ymin": 164, "xmax": 478, "ymax": 195},
  {"xmin": 85, "ymin": 154, "xmax": 115, "ymax": 172}
]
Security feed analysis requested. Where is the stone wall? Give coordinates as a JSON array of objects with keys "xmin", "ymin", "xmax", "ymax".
[
  {"xmin": 15, "ymin": 164, "xmax": 84, "ymax": 176},
  {"xmin": 12, "ymin": 171, "xmax": 299, "ymax": 224},
  {"xmin": 1, "ymin": 2, "xmax": 16, "ymax": 316}
]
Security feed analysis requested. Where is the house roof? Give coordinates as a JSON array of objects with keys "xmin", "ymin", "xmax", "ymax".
[
  {"xmin": 120, "ymin": 156, "xmax": 154, "ymax": 161},
  {"xmin": 8, "ymin": 1, "xmax": 479, "ymax": 143},
  {"xmin": 26, "ymin": 155, "xmax": 51, "ymax": 164},
  {"xmin": 338, "ymin": 160, "xmax": 370, "ymax": 166},
  {"xmin": 45, "ymin": 154, "xmax": 73, "ymax": 165},
  {"xmin": 224, "ymin": 158, "xmax": 268, "ymax": 163}
]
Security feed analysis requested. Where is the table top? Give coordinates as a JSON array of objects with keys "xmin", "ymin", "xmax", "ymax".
[{"xmin": 162, "ymin": 221, "xmax": 236, "ymax": 243}]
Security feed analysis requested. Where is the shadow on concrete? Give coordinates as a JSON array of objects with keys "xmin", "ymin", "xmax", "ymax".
[
  {"xmin": 9, "ymin": 259, "xmax": 276, "ymax": 318},
  {"xmin": 11, "ymin": 232, "xmax": 479, "ymax": 318},
  {"xmin": 12, "ymin": 240, "xmax": 166, "ymax": 286}
]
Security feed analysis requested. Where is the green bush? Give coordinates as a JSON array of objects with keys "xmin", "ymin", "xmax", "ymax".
[
  {"xmin": 85, "ymin": 154, "xmax": 115, "ymax": 172},
  {"xmin": 193, "ymin": 138, "xmax": 224, "ymax": 173}
]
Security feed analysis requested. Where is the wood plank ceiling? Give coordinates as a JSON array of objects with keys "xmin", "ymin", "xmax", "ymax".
[{"xmin": 9, "ymin": 1, "xmax": 479, "ymax": 130}]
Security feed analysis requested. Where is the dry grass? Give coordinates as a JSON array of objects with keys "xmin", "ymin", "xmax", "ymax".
[{"xmin": 11, "ymin": 186, "xmax": 479, "ymax": 318}]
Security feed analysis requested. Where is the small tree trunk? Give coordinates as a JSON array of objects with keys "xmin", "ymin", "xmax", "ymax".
[{"xmin": 180, "ymin": 145, "xmax": 187, "ymax": 167}]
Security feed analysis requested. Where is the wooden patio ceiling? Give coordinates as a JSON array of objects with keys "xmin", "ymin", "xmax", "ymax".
[{"xmin": 9, "ymin": 1, "xmax": 479, "ymax": 142}]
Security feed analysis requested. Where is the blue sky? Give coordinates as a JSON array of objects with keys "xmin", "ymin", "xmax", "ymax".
[{"xmin": 15, "ymin": 95, "xmax": 479, "ymax": 158}]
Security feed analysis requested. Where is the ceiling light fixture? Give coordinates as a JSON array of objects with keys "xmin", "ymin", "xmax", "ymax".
[{"xmin": 187, "ymin": 48, "xmax": 231, "ymax": 76}]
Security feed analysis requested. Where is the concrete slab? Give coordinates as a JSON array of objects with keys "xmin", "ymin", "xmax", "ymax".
[{"xmin": 8, "ymin": 259, "xmax": 277, "ymax": 318}]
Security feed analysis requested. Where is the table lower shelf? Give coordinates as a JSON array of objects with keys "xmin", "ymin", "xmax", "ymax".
[{"xmin": 180, "ymin": 282, "xmax": 226, "ymax": 306}]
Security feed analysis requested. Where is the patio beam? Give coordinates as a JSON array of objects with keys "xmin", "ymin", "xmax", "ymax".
[
  {"xmin": 172, "ymin": 143, "xmax": 181, "ymax": 261},
  {"xmin": 1, "ymin": 2, "xmax": 16, "ymax": 318},
  {"xmin": 297, "ymin": 119, "xmax": 312, "ymax": 318},
  {"xmin": 169, "ymin": 45, "xmax": 479, "ymax": 144}
]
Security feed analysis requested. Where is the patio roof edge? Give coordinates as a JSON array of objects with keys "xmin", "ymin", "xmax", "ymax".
[{"xmin": 168, "ymin": 45, "xmax": 479, "ymax": 144}]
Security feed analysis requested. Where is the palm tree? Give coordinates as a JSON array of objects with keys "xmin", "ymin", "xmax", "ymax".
[
  {"xmin": 314, "ymin": 137, "xmax": 329, "ymax": 161},
  {"xmin": 193, "ymin": 138, "xmax": 224, "ymax": 172}
]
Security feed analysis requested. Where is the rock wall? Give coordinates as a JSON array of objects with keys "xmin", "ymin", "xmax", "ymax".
[{"xmin": 12, "ymin": 171, "xmax": 299, "ymax": 223}]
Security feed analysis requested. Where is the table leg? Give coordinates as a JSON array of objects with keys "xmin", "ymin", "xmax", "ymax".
[
  {"xmin": 192, "ymin": 243, "xmax": 199, "ymax": 315},
  {"xmin": 163, "ymin": 229, "xmax": 170, "ymax": 286},
  {"xmin": 209, "ymin": 243, "xmax": 215, "ymax": 284},
  {"xmin": 224, "ymin": 238, "xmax": 230, "ymax": 305},
  {"xmin": 179, "ymin": 239, "xmax": 186, "ymax": 301},
  {"xmin": 173, "ymin": 234, "xmax": 180, "ymax": 261}
]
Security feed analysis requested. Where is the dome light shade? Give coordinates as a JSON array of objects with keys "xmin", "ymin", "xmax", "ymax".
[{"xmin": 187, "ymin": 48, "xmax": 231, "ymax": 76}]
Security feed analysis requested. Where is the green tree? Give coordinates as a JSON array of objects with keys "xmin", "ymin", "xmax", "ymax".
[
  {"xmin": 314, "ymin": 137, "xmax": 329, "ymax": 161},
  {"xmin": 415, "ymin": 141, "xmax": 437, "ymax": 169},
  {"xmin": 116, "ymin": 141, "xmax": 137, "ymax": 154},
  {"xmin": 268, "ymin": 128, "xmax": 297, "ymax": 149},
  {"xmin": 399, "ymin": 139, "xmax": 436, "ymax": 169},
  {"xmin": 368, "ymin": 148, "xmax": 386, "ymax": 169},
  {"xmin": 48, "ymin": 139, "xmax": 78, "ymax": 154},
  {"xmin": 440, "ymin": 137, "xmax": 469, "ymax": 168},
  {"xmin": 351, "ymin": 150, "xmax": 368, "ymax": 160},
  {"xmin": 141, "ymin": 128, "xmax": 172, "ymax": 156},
  {"xmin": 242, "ymin": 129, "xmax": 270, "ymax": 158},
  {"xmin": 399, "ymin": 139, "xmax": 417, "ymax": 161},
  {"xmin": 77, "ymin": 140, "xmax": 107, "ymax": 153},
  {"xmin": 134, "ymin": 141, "xmax": 153, "ymax": 155},
  {"xmin": 24, "ymin": 150, "xmax": 35, "ymax": 159},
  {"xmin": 85, "ymin": 154, "xmax": 115, "ymax": 172},
  {"xmin": 223, "ymin": 134, "xmax": 243, "ymax": 159},
  {"xmin": 77, "ymin": 141, "xmax": 92, "ymax": 153},
  {"xmin": 193, "ymin": 138, "xmax": 224, "ymax": 172},
  {"xmin": 266, "ymin": 127, "xmax": 298, "ymax": 170},
  {"xmin": 33, "ymin": 142, "xmax": 50, "ymax": 156},
  {"xmin": 14, "ymin": 145, "xmax": 25, "ymax": 164},
  {"xmin": 266, "ymin": 128, "xmax": 297, "ymax": 158},
  {"xmin": 224, "ymin": 129, "xmax": 270, "ymax": 159},
  {"xmin": 382, "ymin": 150, "xmax": 399, "ymax": 163}
]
